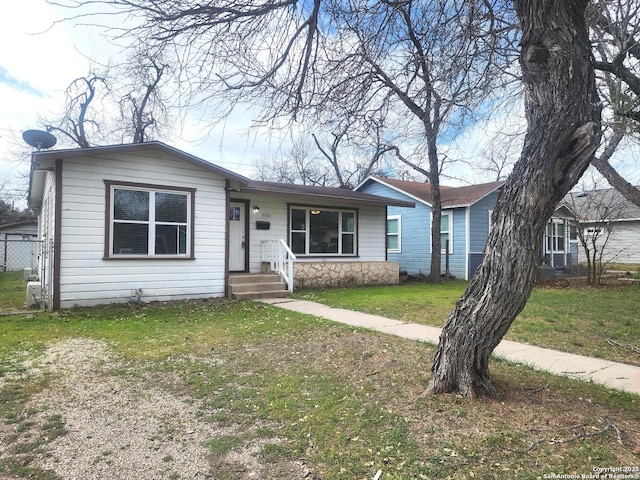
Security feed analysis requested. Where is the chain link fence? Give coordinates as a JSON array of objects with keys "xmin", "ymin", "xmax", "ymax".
[{"xmin": 1, "ymin": 238, "xmax": 42, "ymax": 273}]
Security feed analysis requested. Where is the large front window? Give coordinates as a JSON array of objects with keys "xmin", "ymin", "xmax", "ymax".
[
  {"xmin": 107, "ymin": 183, "xmax": 193, "ymax": 258},
  {"xmin": 290, "ymin": 207, "xmax": 356, "ymax": 255}
]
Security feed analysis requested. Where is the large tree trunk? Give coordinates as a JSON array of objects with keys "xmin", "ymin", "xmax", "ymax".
[{"xmin": 427, "ymin": 0, "xmax": 602, "ymax": 399}]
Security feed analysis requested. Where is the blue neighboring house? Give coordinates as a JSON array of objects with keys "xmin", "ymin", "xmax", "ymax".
[{"xmin": 356, "ymin": 176, "xmax": 504, "ymax": 280}]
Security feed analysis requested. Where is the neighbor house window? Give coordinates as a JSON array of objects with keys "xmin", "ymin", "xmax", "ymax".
[
  {"xmin": 289, "ymin": 207, "xmax": 357, "ymax": 255},
  {"xmin": 545, "ymin": 220, "xmax": 565, "ymax": 252},
  {"xmin": 569, "ymin": 225, "xmax": 578, "ymax": 241},
  {"xmin": 440, "ymin": 212, "xmax": 453, "ymax": 253},
  {"xmin": 387, "ymin": 215, "xmax": 401, "ymax": 253},
  {"xmin": 106, "ymin": 182, "xmax": 194, "ymax": 258}
]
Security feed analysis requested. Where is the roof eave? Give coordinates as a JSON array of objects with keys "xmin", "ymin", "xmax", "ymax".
[
  {"xmin": 358, "ymin": 176, "xmax": 432, "ymax": 207},
  {"xmin": 241, "ymin": 184, "xmax": 415, "ymax": 208},
  {"xmin": 30, "ymin": 142, "xmax": 251, "ymax": 186}
]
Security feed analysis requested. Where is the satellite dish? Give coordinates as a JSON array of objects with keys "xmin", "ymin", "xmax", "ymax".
[{"xmin": 22, "ymin": 130, "xmax": 57, "ymax": 150}]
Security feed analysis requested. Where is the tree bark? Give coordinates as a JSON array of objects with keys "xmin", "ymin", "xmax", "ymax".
[{"xmin": 427, "ymin": 0, "xmax": 602, "ymax": 399}]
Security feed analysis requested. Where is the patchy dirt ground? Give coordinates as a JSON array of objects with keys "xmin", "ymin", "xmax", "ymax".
[
  {"xmin": 1, "ymin": 315, "xmax": 639, "ymax": 479},
  {"xmin": 1, "ymin": 338, "xmax": 311, "ymax": 480}
]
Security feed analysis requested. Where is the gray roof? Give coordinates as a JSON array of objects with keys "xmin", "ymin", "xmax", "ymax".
[
  {"xmin": 242, "ymin": 180, "xmax": 415, "ymax": 208},
  {"xmin": 29, "ymin": 142, "xmax": 414, "ymax": 209},
  {"xmin": 564, "ymin": 188, "xmax": 640, "ymax": 222}
]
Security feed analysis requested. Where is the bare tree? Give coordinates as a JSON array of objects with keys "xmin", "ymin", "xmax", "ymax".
[
  {"xmin": 47, "ymin": 0, "xmax": 606, "ymax": 399},
  {"xmin": 44, "ymin": 73, "xmax": 108, "ymax": 148},
  {"xmin": 311, "ymin": 118, "xmax": 397, "ymax": 189},
  {"xmin": 116, "ymin": 49, "xmax": 172, "ymax": 143},
  {"xmin": 566, "ymin": 184, "xmax": 633, "ymax": 285},
  {"xmin": 588, "ymin": 0, "xmax": 640, "ymax": 206},
  {"xmin": 253, "ymin": 136, "xmax": 331, "ymax": 186},
  {"xmin": 427, "ymin": 0, "xmax": 601, "ymax": 397},
  {"xmin": 49, "ymin": 0, "xmax": 515, "ymax": 282}
]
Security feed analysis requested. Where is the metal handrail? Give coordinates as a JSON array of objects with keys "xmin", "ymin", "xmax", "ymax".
[{"xmin": 262, "ymin": 239, "xmax": 297, "ymax": 292}]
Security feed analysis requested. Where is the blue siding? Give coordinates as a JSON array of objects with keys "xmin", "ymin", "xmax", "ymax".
[
  {"xmin": 361, "ymin": 181, "xmax": 431, "ymax": 275},
  {"xmin": 359, "ymin": 179, "xmax": 501, "ymax": 280},
  {"xmin": 467, "ymin": 190, "xmax": 501, "ymax": 279},
  {"xmin": 468, "ymin": 190, "xmax": 499, "ymax": 253}
]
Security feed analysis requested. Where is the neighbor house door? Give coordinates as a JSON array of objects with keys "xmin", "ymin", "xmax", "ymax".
[{"xmin": 229, "ymin": 202, "xmax": 247, "ymax": 271}]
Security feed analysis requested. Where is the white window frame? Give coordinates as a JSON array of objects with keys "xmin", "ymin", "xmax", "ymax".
[
  {"xmin": 289, "ymin": 206, "xmax": 357, "ymax": 256},
  {"xmin": 106, "ymin": 182, "xmax": 194, "ymax": 259},
  {"xmin": 545, "ymin": 219, "xmax": 566, "ymax": 253},
  {"xmin": 387, "ymin": 215, "xmax": 401, "ymax": 253},
  {"xmin": 440, "ymin": 211, "xmax": 453, "ymax": 254}
]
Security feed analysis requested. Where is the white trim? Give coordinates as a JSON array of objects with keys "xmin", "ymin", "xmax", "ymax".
[
  {"xmin": 465, "ymin": 207, "xmax": 470, "ymax": 280},
  {"xmin": 440, "ymin": 211, "xmax": 454, "ymax": 254},
  {"xmin": 428, "ymin": 210, "xmax": 454, "ymax": 254},
  {"xmin": 359, "ymin": 176, "xmax": 432, "ymax": 207}
]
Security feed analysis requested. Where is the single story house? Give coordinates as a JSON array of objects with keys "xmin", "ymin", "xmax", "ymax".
[
  {"xmin": 28, "ymin": 142, "xmax": 413, "ymax": 310},
  {"xmin": 562, "ymin": 187, "xmax": 640, "ymax": 265},
  {"xmin": 0, "ymin": 220, "xmax": 38, "ymax": 272},
  {"xmin": 356, "ymin": 176, "xmax": 504, "ymax": 280}
]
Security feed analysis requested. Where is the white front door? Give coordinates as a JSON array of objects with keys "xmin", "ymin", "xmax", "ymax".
[{"xmin": 229, "ymin": 202, "xmax": 246, "ymax": 271}]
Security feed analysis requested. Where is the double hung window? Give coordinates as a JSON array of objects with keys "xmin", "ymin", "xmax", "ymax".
[
  {"xmin": 387, "ymin": 216, "xmax": 401, "ymax": 253},
  {"xmin": 440, "ymin": 213, "xmax": 453, "ymax": 253},
  {"xmin": 107, "ymin": 182, "xmax": 193, "ymax": 258}
]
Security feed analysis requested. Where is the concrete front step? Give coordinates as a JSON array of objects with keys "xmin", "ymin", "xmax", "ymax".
[
  {"xmin": 229, "ymin": 273, "xmax": 282, "ymax": 285},
  {"xmin": 232, "ymin": 289, "xmax": 290, "ymax": 300},
  {"xmin": 228, "ymin": 273, "xmax": 289, "ymax": 300}
]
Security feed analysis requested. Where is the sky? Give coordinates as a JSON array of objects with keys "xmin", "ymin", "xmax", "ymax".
[
  {"xmin": 1, "ymin": 1, "xmax": 638, "ymax": 208},
  {"xmin": 0, "ymin": 0, "xmax": 287, "ymax": 206}
]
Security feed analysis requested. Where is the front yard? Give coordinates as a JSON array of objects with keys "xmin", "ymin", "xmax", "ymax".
[
  {"xmin": 296, "ymin": 278, "xmax": 640, "ymax": 367},
  {"xmin": 0, "ymin": 273, "xmax": 639, "ymax": 479}
]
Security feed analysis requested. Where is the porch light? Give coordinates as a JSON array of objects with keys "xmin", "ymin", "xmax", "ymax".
[
  {"xmin": 310, "ymin": 209, "xmax": 321, "ymax": 215},
  {"xmin": 252, "ymin": 206, "xmax": 260, "ymax": 215}
]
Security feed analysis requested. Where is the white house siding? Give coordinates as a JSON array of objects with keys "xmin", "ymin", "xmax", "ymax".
[
  {"xmin": 57, "ymin": 152, "xmax": 228, "ymax": 308},
  {"xmin": 586, "ymin": 220, "xmax": 640, "ymax": 265},
  {"xmin": 232, "ymin": 194, "xmax": 388, "ymax": 273}
]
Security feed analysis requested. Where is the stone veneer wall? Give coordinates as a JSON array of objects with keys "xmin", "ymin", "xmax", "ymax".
[{"xmin": 292, "ymin": 261, "xmax": 399, "ymax": 289}]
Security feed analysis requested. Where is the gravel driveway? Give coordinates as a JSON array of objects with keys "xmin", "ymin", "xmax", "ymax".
[{"xmin": 1, "ymin": 338, "xmax": 310, "ymax": 479}]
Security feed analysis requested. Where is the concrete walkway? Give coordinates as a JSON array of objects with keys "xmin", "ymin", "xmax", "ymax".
[{"xmin": 261, "ymin": 298, "xmax": 640, "ymax": 396}]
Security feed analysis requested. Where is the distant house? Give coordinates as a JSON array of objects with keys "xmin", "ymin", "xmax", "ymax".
[
  {"xmin": 356, "ymin": 176, "xmax": 504, "ymax": 280},
  {"xmin": 542, "ymin": 204, "xmax": 579, "ymax": 269},
  {"xmin": 562, "ymin": 188, "xmax": 640, "ymax": 265},
  {"xmin": 0, "ymin": 220, "xmax": 38, "ymax": 272},
  {"xmin": 28, "ymin": 142, "xmax": 413, "ymax": 310}
]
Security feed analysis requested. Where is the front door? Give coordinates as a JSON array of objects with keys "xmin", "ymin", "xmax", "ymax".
[{"xmin": 229, "ymin": 202, "xmax": 247, "ymax": 271}]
